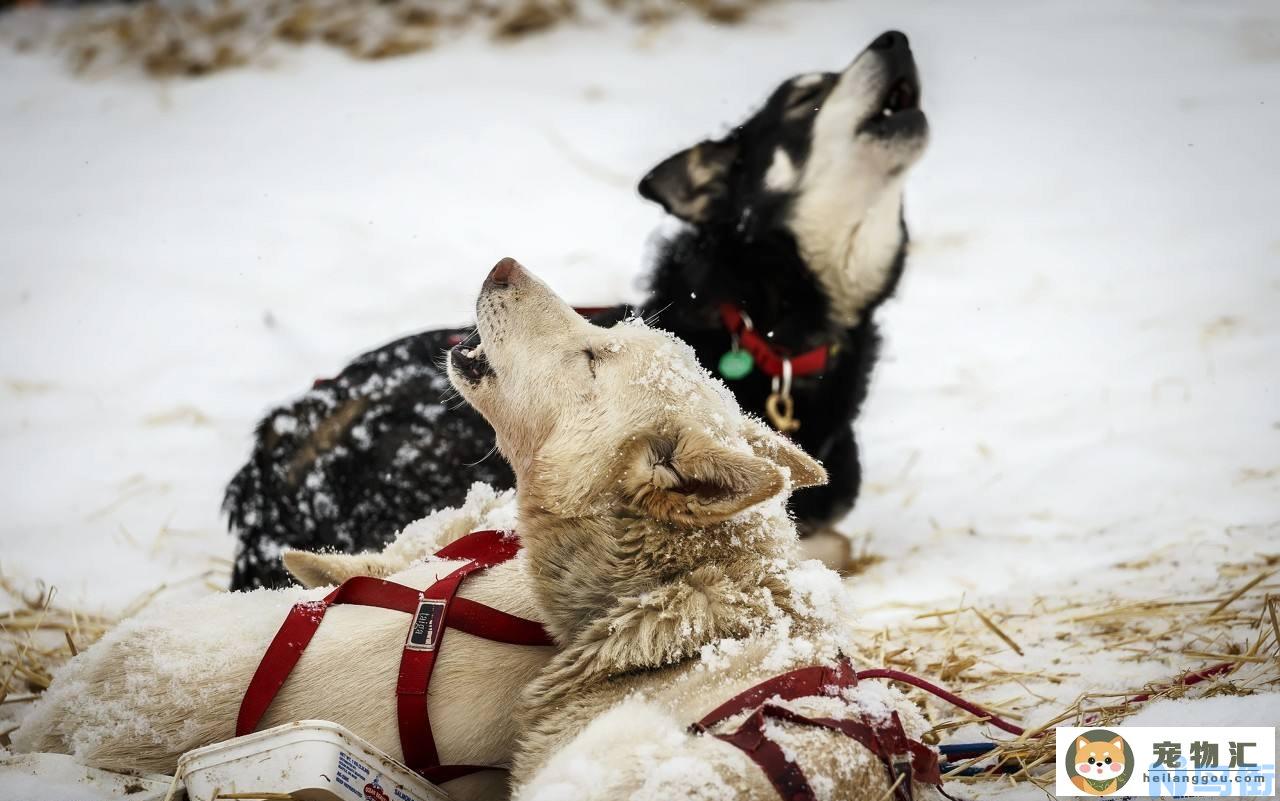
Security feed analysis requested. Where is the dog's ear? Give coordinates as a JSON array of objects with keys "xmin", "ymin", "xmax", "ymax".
[
  {"xmin": 283, "ymin": 550, "xmax": 394, "ymax": 588},
  {"xmin": 623, "ymin": 428, "xmax": 785, "ymax": 525},
  {"xmin": 740, "ymin": 417, "xmax": 827, "ymax": 490},
  {"xmin": 638, "ymin": 137, "xmax": 738, "ymax": 224},
  {"xmin": 1076, "ymin": 737, "xmax": 1091, "ymax": 752}
]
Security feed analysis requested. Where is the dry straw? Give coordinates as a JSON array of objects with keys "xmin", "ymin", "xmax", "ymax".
[
  {"xmin": 2, "ymin": 0, "xmax": 775, "ymax": 78},
  {"xmin": 849, "ymin": 564, "xmax": 1279, "ymax": 793}
]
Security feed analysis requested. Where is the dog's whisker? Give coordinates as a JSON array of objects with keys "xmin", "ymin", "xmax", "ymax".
[
  {"xmin": 462, "ymin": 443, "xmax": 499, "ymax": 467},
  {"xmin": 642, "ymin": 302, "xmax": 673, "ymax": 327}
]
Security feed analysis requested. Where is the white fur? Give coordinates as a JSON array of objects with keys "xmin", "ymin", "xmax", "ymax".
[
  {"xmin": 14, "ymin": 488, "xmax": 551, "ymax": 801},
  {"xmin": 763, "ymin": 147, "xmax": 798, "ymax": 192},
  {"xmin": 787, "ymin": 50, "xmax": 927, "ymax": 326},
  {"xmin": 446, "ymin": 263, "xmax": 939, "ymax": 801},
  {"xmin": 517, "ymin": 700, "xmax": 741, "ymax": 801}
]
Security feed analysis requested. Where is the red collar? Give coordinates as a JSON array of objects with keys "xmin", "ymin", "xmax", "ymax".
[
  {"xmin": 237, "ymin": 530, "xmax": 553, "ymax": 785},
  {"xmin": 719, "ymin": 303, "xmax": 831, "ymax": 379}
]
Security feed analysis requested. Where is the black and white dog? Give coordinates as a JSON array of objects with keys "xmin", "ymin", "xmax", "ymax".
[{"xmin": 225, "ymin": 30, "xmax": 927, "ymax": 589}]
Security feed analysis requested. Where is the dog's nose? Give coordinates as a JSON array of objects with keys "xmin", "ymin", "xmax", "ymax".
[
  {"xmin": 487, "ymin": 257, "xmax": 521, "ymax": 287},
  {"xmin": 870, "ymin": 30, "xmax": 909, "ymax": 51}
]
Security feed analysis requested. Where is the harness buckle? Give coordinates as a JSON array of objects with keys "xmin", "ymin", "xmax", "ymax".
[{"xmin": 891, "ymin": 757, "xmax": 915, "ymax": 801}]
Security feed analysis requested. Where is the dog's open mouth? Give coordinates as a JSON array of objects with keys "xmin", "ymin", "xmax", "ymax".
[
  {"xmin": 879, "ymin": 76, "xmax": 919, "ymax": 118},
  {"xmin": 450, "ymin": 341, "xmax": 493, "ymax": 383},
  {"xmin": 859, "ymin": 70, "xmax": 925, "ymax": 137}
]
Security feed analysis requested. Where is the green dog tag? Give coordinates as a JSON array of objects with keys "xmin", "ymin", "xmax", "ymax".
[{"xmin": 718, "ymin": 349, "xmax": 754, "ymax": 380}]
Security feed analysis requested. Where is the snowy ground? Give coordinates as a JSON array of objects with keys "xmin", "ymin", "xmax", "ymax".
[{"xmin": 1, "ymin": 0, "xmax": 1278, "ymax": 797}]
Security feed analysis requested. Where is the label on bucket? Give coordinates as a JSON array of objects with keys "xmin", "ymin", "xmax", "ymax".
[
  {"xmin": 405, "ymin": 599, "xmax": 447, "ymax": 652},
  {"xmin": 336, "ymin": 750, "xmax": 375, "ymax": 800}
]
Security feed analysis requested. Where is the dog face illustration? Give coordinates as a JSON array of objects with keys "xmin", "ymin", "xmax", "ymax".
[{"xmin": 1073, "ymin": 735, "xmax": 1126, "ymax": 793}]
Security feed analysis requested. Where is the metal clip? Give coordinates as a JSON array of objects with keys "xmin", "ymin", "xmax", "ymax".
[
  {"xmin": 891, "ymin": 757, "xmax": 914, "ymax": 801},
  {"xmin": 765, "ymin": 359, "xmax": 800, "ymax": 433}
]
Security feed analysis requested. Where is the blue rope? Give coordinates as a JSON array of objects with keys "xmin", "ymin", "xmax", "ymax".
[
  {"xmin": 939, "ymin": 742, "xmax": 996, "ymax": 757},
  {"xmin": 938, "ymin": 740, "xmax": 1021, "ymax": 777}
]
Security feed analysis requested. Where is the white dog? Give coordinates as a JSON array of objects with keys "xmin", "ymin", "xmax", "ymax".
[
  {"xmin": 445, "ymin": 258, "xmax": 945, "ymax": 801},
  {"xmin": 14, "ymin": 488, "xmax": 551, "ymax": 801}
]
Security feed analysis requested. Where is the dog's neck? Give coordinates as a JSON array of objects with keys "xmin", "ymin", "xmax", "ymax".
[
  {"xmin": 516, "ymin": 496, "xmax": 799, "ymax": 677},
  {"xmin": 788, "ymin": 184, "xmax": 908, "ymax": 328},
  {"xmin": 643, "ymin": 189, "xmax": 907, "ymax": 337}
]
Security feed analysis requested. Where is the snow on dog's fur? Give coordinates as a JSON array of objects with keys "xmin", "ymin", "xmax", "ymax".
[
  {"xmin": 225, "ymin": 29, "xmax": 929, "ymax": 589},
  {"xmin": 445, "ymin": 259, "xmax": 940, "ymax": 800},
  {"xmin": 13, "ymin": 489, "xmax": 549, "ymax": 801}
]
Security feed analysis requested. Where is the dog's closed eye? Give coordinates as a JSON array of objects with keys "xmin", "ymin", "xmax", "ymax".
[
  {"xmin": 786, "ymin": 83, "xmax": 827, "ymax": 114},
  {"xmin": 583, "ymin": 347, "xmax": 597, "ymax": 378}
]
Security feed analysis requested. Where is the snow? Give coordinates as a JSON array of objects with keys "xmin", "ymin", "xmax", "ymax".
[
  {"xmin": 1124, "ymin": 693, "xmax": 1280, "ymax": 728},
  {"xmin": 1, "ymin": 0, "xmax": 1278, "ymax": 797},
  {"xmin": 384, "ymin": 481, "xmax": 517, "ymax": 565},
  {"xmin": 0, "ymin": 752, "xmax": 170, "ymax": 801}
]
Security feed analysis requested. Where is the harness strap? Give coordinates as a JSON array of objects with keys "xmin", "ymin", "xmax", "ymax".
[
  {"xmin": 421, "ymin": 764, "xmax": 501, "ymax": 784},
  {"xmin": 237, "ymin": 575, "xmax": 422, "ymax": 738},
  {"xmin": 713, "ymin": 704, "xmax": 938, "ymax": 801},
  {"xmin": 762, "ymin": 705, "xmax": 940, "ymax": 788},
  {"xmin": 854, "ymin": 668, "xmax": 1025, "ymax": 736},
  {"xmin": 690, "ymin": 658, "xmax": 941, "ymax": 801},
  {"xmin": 236, "ymin": 530, "xmax": 554, "ymax": 785},
  {"xmin": 693, "ymin": 658, "xmax": 857, "ymax": 732},
  {"xmin": 448, "ymin": 597, "xmax": 556, "ymax": 645},
  {"xmin": 432, "ymin": 529, "xmax": 522, "ymax": 563},
  {"xmin": 396, "ymin": 560, "xmax": 477, "ymax": 774},
  {"xmin": 714, "ymin": 707, "xmax": 814, "ymax": 801}
]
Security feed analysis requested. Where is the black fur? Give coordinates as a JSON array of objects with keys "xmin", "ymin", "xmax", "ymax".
[
  {"xmin": 642, "ymin": 219, "xmax": 907, "ymax": 530},
  {"xmin": 225, "ymin": 32, "xmax": 923, "ymax": 589},
  {"xmin": 223, "ymin": 329, "xmax": 510, "ymax": 589}
]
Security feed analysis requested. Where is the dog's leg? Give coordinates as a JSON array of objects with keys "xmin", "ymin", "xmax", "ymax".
[
  {"xmin": 798, "ymin": 527, "xmax": 854, "ymax": 573},
  {"xmin": 792, "ymin": 429, "xmax": 860, "ymax": 530}
]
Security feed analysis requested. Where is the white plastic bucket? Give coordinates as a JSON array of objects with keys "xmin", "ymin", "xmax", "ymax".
[{"xmin": 177, "ymin": 720, "xmax": 451, "ymax": 801}]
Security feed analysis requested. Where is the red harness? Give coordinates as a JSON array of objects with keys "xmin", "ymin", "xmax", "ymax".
[
  {"xmin": 237, "ymin": 530, "xmax": 555, "ymax": 784},
  {"xmin": 690, "ymin": 658, "xmax": 944, "ymax": 801},
  {"xmin": 720, "ymin": 303, "xmax": 832, "ymax": 379}
]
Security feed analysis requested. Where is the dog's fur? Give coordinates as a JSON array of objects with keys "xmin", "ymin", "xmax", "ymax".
[
  {"xmin": 446, "ymin": 260, "xmax": 940, "ymax": 800},
  {"xmin": 224, "ymin": 29, "xmax": 928, "ymax": 590},
  {"xmin": 13, "ymin": 491, "xmax": 551, "ymax": 801}
]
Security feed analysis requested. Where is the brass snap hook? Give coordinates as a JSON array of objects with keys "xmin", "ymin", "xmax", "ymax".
[{"xmin": 765, "ymin": 359, "xmax": 800, "ymax": 433}]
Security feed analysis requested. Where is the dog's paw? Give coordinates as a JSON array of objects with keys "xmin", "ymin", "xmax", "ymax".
[{"xmin": 798, "ymin": 528, "xmax": 881, "ymax": 576}]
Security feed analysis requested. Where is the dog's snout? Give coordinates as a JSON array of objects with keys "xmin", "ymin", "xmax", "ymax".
[
  {"xmin": 870, "ymin": 30, "xmax": 909, "ymax": 52},
  {"xmin": 487, "ymin": 256, "xmax": 521, "ymax": 288}
]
